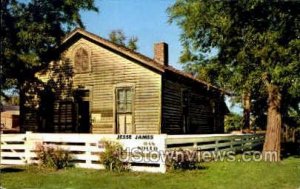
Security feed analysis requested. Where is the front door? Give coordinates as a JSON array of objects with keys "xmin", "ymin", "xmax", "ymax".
[{"xmin": 116, "ymin": 87, "xmax": 133, "ymax": 134}]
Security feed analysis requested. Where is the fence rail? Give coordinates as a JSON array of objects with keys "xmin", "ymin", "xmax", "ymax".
[
  {"xmin": 1, "ymin": 132, "xmax": 264, "ymax": 173},
  {"xmin": 166, "ymin": 134, "xmax": 265, "ymax": 152},
  {"xmin": 0, "ymin": 133, "xmax": 167, "ymax": 173}
]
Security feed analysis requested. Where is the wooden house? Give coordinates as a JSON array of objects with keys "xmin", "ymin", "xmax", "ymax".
[{"xmin": 23, "ymin": 28, "xmax": 229, "ymax": 134}]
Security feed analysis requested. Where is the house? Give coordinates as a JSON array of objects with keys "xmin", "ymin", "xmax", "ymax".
[
  {"xmin": 22, "ymin": 28, "xmax": 229, "ymax": 134},
  {"xmin": 1, "ymin": 105, "xmax": 20, "ymax": 133}
]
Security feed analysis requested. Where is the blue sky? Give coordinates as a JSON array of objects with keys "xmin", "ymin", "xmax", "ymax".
[{"xmin": 80, "ymin": 0, "xmax": 182, "ymax": 69}]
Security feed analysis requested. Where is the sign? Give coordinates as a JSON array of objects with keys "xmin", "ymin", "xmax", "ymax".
[{"xmin": 98, "ymin": 134, "xmax": 167, "ymax": 165}]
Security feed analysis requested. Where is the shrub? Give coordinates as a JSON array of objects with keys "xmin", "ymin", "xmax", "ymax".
[
  {"xmin": 99, "ymin": 140, "xmax": 129, "ymax": 172},
  {"xmin": 35, "ymin": 143, "xmax": 73, "ymax": 170},
  {"xmin": 166, "ymin": 149, "xmax": 199, "ymax": 171},
  {"xmin": 224, "ymin": 113, "xmax": 243, "ymax": 133}
]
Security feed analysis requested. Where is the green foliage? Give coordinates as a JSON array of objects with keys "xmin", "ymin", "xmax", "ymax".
[
  {"xmin": 1, "ymin": 94, "xmax": 19, "ymax": 106},
  {"xmin": 108, "ymin": 30, "xmax": 138, "ymax": 51},
  {"xmin": 35, "ymin": 144, "xmax": 74, "ymax": 170},
  {"xmin": 224, "ymin": 113, "xmax": 243, "ymax": 133},
  {"xmin": 166, "ymin": 149, "xmax": 199, "ymax": 171},
  {"xmin": 127, "ymin": 36, "xmax": 139, "ymax": 51},
  {"xmin": 7, "ymin": 95, "xmax": 19, "ymax": 105},
  {"xmin": 1, "ymin": 0, "xmax": 98, "ymax": 127},
  {"xmin": 1, "ymin": 0, "xmax": 98, "ymax": 91},
  {"xmin": 109, "ymin": 30, "xmax": 126, "ymax": 46},
  {"xmin": 99, "ymin": 140, "xmax": 129, "ymax": 172},
  {"xmin": 168, "ymin": 0, "xmax": 300, "ymax": 128}
]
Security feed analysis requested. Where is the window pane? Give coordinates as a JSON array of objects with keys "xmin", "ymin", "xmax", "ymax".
[
  {"xmin": 126, "ymin": 103, "xmax": 132, "ymax": 112},
  {"xmin": 126, "ymin": 89, "xmax": 132, "ymax": 102},
  {"xmin": 117, "ymin": 87, "xmax": 133, "ymax": 113},
  {"xmin": 118, "ymin": 89, "xmax": 126, "ymax": 103},
  {"xmin": 118, "ymin": 102, "xmax": 126, "ymax": 112}
]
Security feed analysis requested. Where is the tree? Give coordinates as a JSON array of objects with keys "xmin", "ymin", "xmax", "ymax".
[
  {"xmin": 109, "ymin": 30, "xmax": 126, "ymax": 46},
  {"xmin": 127, "ymin": 37, "xmax": 138, "ymax": 51},
  {"xmin": 224, "ymin": 113, "xmax": 243, "ymax": 133},
  {"xmin": 108, "ymin": 29, "xmax": 138, "ymax": 51},
  {"xmin": 3, "ymin": 95, "xmax": 19, "ymax": 106},
  {"xmin": 1, "ymin": 0, "xmax": 98, "ymax": 128},
  {"xmin": 168, "ymin": 0, "xmax": 300, "ymax": 161}
]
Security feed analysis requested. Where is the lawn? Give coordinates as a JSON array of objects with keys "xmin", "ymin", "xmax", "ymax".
[{"xmin": 1, "ymin": 157, "xmax": 300, "ymax": 189}]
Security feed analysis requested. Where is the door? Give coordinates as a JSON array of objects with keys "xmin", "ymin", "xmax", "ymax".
[
  {"xmin": 116, "ymin": 87, "xmax": 133, "ymax": 134},
  {"xmin": 78, "ymin": 100, "xmax": 90, "ymax": 133},
  {"xmin": 74, "ymin": 88, "xmax": 91, "ymax": 133}
]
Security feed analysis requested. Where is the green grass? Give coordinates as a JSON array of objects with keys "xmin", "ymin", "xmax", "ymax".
[{"xmin": 1, "ymin": 157, "xmax": 300, "ymax": 189}]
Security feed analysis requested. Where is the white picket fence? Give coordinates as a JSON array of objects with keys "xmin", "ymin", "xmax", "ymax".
[{"xmin": 0, "ymin": 132, "xmax": 264, "ymax": 173}]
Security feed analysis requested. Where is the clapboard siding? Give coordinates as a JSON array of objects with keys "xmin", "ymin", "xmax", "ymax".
[
  {"xmin": 63, "ymin": 38, "xmax": 162, "ymax": 134},
  {"xmin": 162, "ymin": 73, "xmax": 225, "ymax": 134},
  {"xmin": 162, "ymin": 79, "xmax": 183, "ymax": 134}
]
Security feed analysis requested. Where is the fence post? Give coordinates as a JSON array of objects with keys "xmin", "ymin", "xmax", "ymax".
[
  {"xmin": 242, "ymin": 135, "xmax": 246, "ymax": 152},
  {"xmin": 160, "ymin": 134, "xmax": 167, "ymax": 173},
  {"xmin": 215, "ymin": 140, "xmax": 219, "ymax": 152},
  {"xmin": 230, "ymin": 138, "xmax": 234, "ymax": 152},
  {"xmin": 193, "ymin": 142, "xmax": 198, "ymax": 149},
  {"xmin": 248, "ymin": 135, "xmax": 253, "ymax": 150},
  {"xmin": 85, "ymin": 142, "xmax": 92, "ymax": 168},
  {"xmin": 24, "ymin": 132, "xmax": 32, "ymax": 164}
]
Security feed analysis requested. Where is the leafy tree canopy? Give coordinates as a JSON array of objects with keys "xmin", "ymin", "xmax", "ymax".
[
  {"xmin": 168, "ymin": 0, "xmax": 299, "ymax": 95},
  {"xmin": 109, "ymin": 29, "xmax": 139, "ymax": 51},
  {"xmin": 168, "ymin": 0, "xmax": 300, "ymax": 161},
  {"xmin": 1, "ymin": 0, "xmax": 98, "ymax": 89},
  {"xmin": 168, "ymin": 0, "xmax": 300, "ymax": 119}
]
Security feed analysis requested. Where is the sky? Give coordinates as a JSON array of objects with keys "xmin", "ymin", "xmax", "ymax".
[
  {"xmin": 80, "ymin": 0, "xmax": 182, "ymax": 69},
  {"xmin": 81, "ymin": 0, "xmax": 242, "ymax": 114}
]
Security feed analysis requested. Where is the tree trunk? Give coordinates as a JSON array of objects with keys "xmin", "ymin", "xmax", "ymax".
[
  {"xmin": 262, "ymin": 84, "xmax": 282, "ymax": 162},
  {"xmin": 242, "ymin": 92, "xmax": 251, "ymax": 131}
]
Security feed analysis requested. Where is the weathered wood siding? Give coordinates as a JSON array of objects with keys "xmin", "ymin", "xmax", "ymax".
[
  {"xmin": 31, "ymin": 32, "xmax": 226, "ymax": 135},
  {"xmin": 162, "ymin": 73, "xmax": 225, "ymax": 134},
  {"xmin": 62, "ymin": 38, "xmax": 162, "ymax": 134}
]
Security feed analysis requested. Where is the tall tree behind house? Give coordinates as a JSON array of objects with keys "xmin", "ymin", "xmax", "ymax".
[{"xmin": 168, "ymin": 0, "xmax": 300, "ymax": 161}]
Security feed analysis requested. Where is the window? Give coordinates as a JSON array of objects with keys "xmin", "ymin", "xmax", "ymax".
[
  {"xmin": 116, "ymin": 87, "xmax": 134, "ymax": 134},
  {"xmin": 116, "ymin": 88, "xmax": 132, "ymax": 113},
  {"xmin": 74, "ymin": 47, "xmax": 90, "ymax": 73}
]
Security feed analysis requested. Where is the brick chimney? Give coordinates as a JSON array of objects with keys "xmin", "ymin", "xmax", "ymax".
[{"xmin": 154, "ymin": 42, "xmax": 168, "ymax": 66}]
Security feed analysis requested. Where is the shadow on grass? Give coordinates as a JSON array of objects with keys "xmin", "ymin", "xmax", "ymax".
[
  {"xmin": 197, "ymin": 165, "xmax": 208, "ymax": 171},
  {"xmin": 281, "ymin": 142, "xmax": 300, "ymax": 159},
  {"xmin": 0, "ymin": 167, "xmax": 24, "ymax": 173}
]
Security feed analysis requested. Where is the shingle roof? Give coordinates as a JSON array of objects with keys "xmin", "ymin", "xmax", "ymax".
[{"xmin": 62, "ymin": 28, "xmax": 228, "ymax": 95}]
